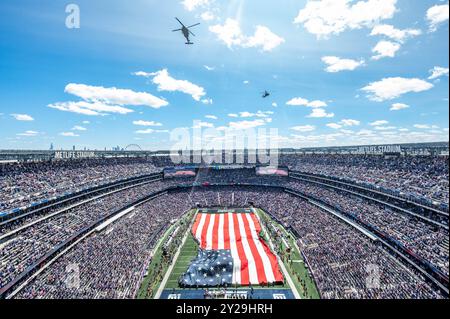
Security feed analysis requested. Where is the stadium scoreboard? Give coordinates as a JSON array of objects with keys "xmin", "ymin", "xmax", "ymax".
[
  {"xmin": 256, "ymin": 166, "xmax": 289, "ymax": 176},
  {"xmin": 164, "ymin": 166, "xmax": 197, "ymax": 178}
]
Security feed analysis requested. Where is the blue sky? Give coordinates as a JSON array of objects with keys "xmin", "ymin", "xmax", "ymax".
[{"xmin": 0, "ymin": 0, "xmax": 448, "ymax": 150}]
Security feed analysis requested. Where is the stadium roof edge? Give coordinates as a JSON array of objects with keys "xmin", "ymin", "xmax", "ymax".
[{"xmin": 0, "ymin": 141, "xmax": 448, "ymax": 162}]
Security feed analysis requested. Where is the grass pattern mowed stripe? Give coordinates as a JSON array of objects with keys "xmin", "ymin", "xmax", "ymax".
[{"xmin": 165, "ymin": 231, "xmax": 199, "ymax": 289}]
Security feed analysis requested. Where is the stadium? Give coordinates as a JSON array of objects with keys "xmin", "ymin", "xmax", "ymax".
[
  {"xmin": 1, "ymin": 0, "xmax": 449, "ymax": 306},
  {"xmin": 0, "ymin": 144, "xmax": 448, "ymax": 300}
]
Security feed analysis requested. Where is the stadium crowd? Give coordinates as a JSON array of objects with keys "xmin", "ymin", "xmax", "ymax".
[
  {"xmin": 0, "ymin": 179, "xmax": 171, "ymax": 289},
  {"xmin": 2, "ymin": 154, "xmax": 448, "ymax": 214},
  {"xmin": 244, "ymin": 189, "xmax": 444, "ymax": 299},
  {"xmin": 285, "ymin": 179, "xmax": 449, "ymax": 277},
  {"xmin": 280, "ymin": 154, "xmax": 449, "ymax": 208},
  {"xmin": 0, "ymin": 155, "xmax": 448, "ymax": 299},
  {"xmin": 16, "ymin": 193, "xmax": 190, "ymax": 299},
  {"xmin": 4, "ymin": 186, "xmax": 445, "ymax": 299},
  {"xmin": 0, "ymin": 158, "xmax": 161, "ymax": 212}
]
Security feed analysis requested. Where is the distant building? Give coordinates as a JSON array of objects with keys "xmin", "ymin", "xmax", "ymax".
[{"xmin": 49, "ymin": 143, "xmax": 54, "ymax": 151}]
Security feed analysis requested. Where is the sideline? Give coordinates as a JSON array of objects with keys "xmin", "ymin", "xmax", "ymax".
[
  {"xmin": 154, "ymin": 209, "xmax": 198, "ymax": 299},
  {"xmin": 252, "ymin": 208, "xmax": 301, "ymax": 299}
]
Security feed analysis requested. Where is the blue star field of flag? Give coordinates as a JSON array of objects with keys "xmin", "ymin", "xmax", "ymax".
[{"xmin": 179, "ymin": 249, "xmax": 234, "ymax": 287}]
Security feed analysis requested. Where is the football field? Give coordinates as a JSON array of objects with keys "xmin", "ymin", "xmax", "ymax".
[{"xmin": 154, "ymin": 208, "xmax": 319, "ymax": 299}]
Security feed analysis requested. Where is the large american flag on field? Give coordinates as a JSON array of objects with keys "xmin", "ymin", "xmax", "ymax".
[{"xmin": 179, "ymin": 211, "xmax": 284, "ymax": 287}]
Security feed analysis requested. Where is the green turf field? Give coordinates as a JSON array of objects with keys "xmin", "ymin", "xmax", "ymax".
[
  {"xmin": 165, "ymin": 231, "xmax": 199, "ymax": 289},
  {"xmin": 138, "ymin": 208, "xmax": 320, "ymax": 299}
]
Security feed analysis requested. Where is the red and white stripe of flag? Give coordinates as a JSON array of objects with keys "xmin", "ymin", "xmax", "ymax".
[{"xmin": 192, "ymin": 212, "xmax": 284, "ymax": 286}]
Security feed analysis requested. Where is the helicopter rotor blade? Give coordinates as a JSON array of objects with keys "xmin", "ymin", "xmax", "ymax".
[
  {"xmin": 187, "ymin": 23, "xmax": 200, "ymax": 29},
  {"xmin": 172, "ymin": 28, "xmax": 182, "ymax": 32},
  {"xmin": 175, "ymin": 17, "xmax": 186, "ymax": 28},
  {"xmin": 189, "ymin": 30, "xmax": 196, "ymax": 37}
]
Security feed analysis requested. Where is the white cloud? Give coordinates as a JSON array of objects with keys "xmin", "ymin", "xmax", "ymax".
[
  {"xmin": 370, "ymin": 24, "xmax": 421, "ymax": 42},
  {"xmin": 308, "ymin": 101, "xmax": 328, "ymax": 108},
  {"xmin": 48, "ymin": 101, "xmax": 133, "ymax": 116},
  {"xmin": 228, "ymin": 119, "xmax": 268, "ymax": 130},
  {"xmin": 357, "ymin": 129, "xmax": 375, "ymax": 136},
  {"xmin": 135, "ymin": 128, "xmax": 168, "ymax": 134},
  {"xmin": 370, "ymin": 120, "xmax": 389, "ymax": 126},
  {"xmin": 11, "ymin": 114, "xmax": 34, "ymax": 121},
  {"xmin": 135, "ymin": 129, "xmax": 154, "ymax": 134},
  {"xmin": 243, "ymin": 80, "xmax": 250, "ymax": 84},
  {"xmin": 209, "ymin": 19, "xmax": 246, "ymax": 48},
  {"xmin": 428, "ymin": 66, "xmax": 449, "ymax": 80},
  {"xmin": 132, "ymin": 120, "xmax": 163, "ymax": 127},
  {"xmin": 17, "ymin": 130, "xmax": 38, "ymax": 137},
  {"xmin": 238, "ymin": 110, "xmax": 274, "ymax": 118},
  {"xmin": 291, "ymin": 125, "xmax": 316, "ymax": 132},
  {"xmin": 72, "ymin": 125, "xmax": 87, "ymax": 131},
  {"xmin": 238, "ymin": 111, "xmax": 254, "ymax": 118},
  {"xmin": 272, "ymin": 102, "xmax": 278, "ymax": 107},
  {"xmin": 362, "ymin": 77, "xmax": 433, "ymax": 101},
  {"xmin": 326, "ymin": 123, "xmax": 342, "ymax": 129},
  {"xmin": 244, "ymin": 25, "xmax": 285, "ymax": 52},
  {"xmin": 134, "ymin": 69, "xmax": 206, "ymax": 101},
  {"xmin": 256, "ymin": 110, "xmax": 274, "ymax": 118},
  {"xmin": 65, "ymin": 83, "xmax": 168, "ymax": 109},
  {"xmin": 205, "ymin": 115, "xmax": 218, "ymax": 120},
  {"xmin": 201, "ymin": 11, "xmax": 215, "ymax": 21},
  {"xmin": 293, "ymin": 0, "xmax": 398, "ymax": 38},
  {"xmin": 209, "ymin": 19, "xmax": 284, "ymax": 52},
  {"xmin": 227, "ymin": 111, "xmax": 273, "ymax": 119},
  {"xmin": 182, "ymin": 0, "xmax": 209, "ymax": 11},
  {"xmin": 390, "ymin": 103, "xmax": 410, "ymax": 111},
  {"xmin": 201, "ymin": 98, "xmax": 213, "ymax": 105},
  {"xmin": 413, "ymin": 124, "xmax": 437, "ymax": 129},
  {"xmin": 286, "ymin": 97, "xmax": 327, "ymax": 108},
  {"xmin": 371, "ymin": 40, "xmax": 401, "ymax": 60},
  {"xmin": 204, "ymin": 65, "xmax": 215, "ymax": 71},
  {"xmin": 307, "ymin": 108, "xmax": 334, "ymax": 118},
  {"xmin": 321, "ymin": 56, "xmax": 365, "ymax": 72},
  {"xmin": 193, "ymin": 120, "xmax": 214, "ymax": 129},
  {"xmin": 340, "ymin": 119, "xmax": 360, "ymax": 126},
  {"xmin": 327, "ymin": 119, "xmax": 360, "ymax": 129},
  {"xmin": 82, "ymin": 121, "xmax": 90, "ymax": 124},
  {"xmin": 426, "ymin": 4, "xmax": 449, "ymax": 32},
  {"xmin": 59, "ymin": 132, "xmax": 79, "ymax": 137},
  {"xmin": 374, "ymin": 125, "xmax": 396, "ymax": 130}
]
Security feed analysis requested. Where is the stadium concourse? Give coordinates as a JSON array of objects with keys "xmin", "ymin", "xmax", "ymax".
[{"xmin": 0, "ymin": 151, "xmax": 448, "ymax": 299}]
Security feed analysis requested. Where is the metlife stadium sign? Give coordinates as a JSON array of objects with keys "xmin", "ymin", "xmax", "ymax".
[
  {"xmin": 54, "ymin": 151, "xmax": 96, "ymax": 159},
  {"xmin": 355, "ymin": 145, "xmax": 402, "ymax": 155}
]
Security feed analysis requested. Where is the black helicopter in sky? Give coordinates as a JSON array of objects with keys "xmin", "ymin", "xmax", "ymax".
[
  {"xmin": 261, "ymin": 90, "xmax": 271, "ymax": 98},
  {"xmin": 172, "ymin": 17, "xmax": 200, "ymax": 45}
]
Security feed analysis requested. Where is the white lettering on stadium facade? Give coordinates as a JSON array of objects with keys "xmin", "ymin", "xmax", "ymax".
[
  {"xmin": 355, "ymin": 145, "xmax": 402, "ymax": 155},
  {"xmin": 54, "ymin": 151, "xmax": 96, "ymax": 159}
]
